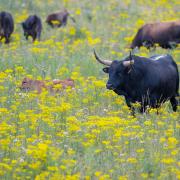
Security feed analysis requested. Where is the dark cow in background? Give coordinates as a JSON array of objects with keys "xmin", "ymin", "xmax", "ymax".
[
  {"xmin": 130, "ymin": 20, "xmax": 180, "ymax": 49},
  {"xmin": 94, "ymin": 50, "xmax": 179, "ymax": 113},
  {"xmin": 21, "ymin": 15, "xmax": 42, "ymax": 41},
  {"xmin": 0, "ymin": 11, "xmax": 14, "ymax": 44},
  {"xmin": 46, "ymin": 9, "xmax": 75, "ymax": 28}
]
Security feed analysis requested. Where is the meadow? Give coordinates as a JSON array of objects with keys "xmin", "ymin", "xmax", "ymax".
[{"xmin": 0, "ymin": 0, "xmax": 180, "ymax": 179}]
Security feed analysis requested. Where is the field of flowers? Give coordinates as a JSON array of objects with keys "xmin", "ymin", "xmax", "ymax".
[{"xmin": 0, "ymin": 0, "xmax": 180, "ymax": 179}]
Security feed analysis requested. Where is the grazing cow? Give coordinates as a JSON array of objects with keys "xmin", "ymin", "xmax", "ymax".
[
  {"xmin": 94, "ymin": 50, "xmax": 179, "ymax": 113},
  {"xmin": 0, "ymin": 11, "xmax": 14, "ymax": 44},
  {"xmin": 46, "ymin": 9, "xmax": 75, "ymax": 28},
  {"xmin": 21, "ymin": 15, "xmax": 42, "ymax": 41},
  {"xmin": 20, "ymin": 77, "xmax": 75, "ymax": 94},
  {"xmin": 130, "ymin": 20, "xmax": 180, "ymax": 49}
]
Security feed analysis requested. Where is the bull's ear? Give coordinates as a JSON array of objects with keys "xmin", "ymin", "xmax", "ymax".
[{"xmin": 103, "ymin": 67, "xmax": 109, "ymax": 73}]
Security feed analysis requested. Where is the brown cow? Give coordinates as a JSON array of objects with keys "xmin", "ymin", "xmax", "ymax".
[
  {"xmin": 130, "ymin": 20, "xmax": 180, "ymax": 49},
  {"xmin": 46, "ymin": 9, "xmax": 75, "ymax": 28},
  {"xmin": 20, "ymin": 77, "xmax": 75, "ymax": 94}
]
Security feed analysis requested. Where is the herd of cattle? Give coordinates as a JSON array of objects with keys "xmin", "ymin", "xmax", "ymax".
[
  {"xmin": 1, "ymin": 9, "xmax": 180, "ymax": 49},
  {"xmin": 0, "ymin": 9, "xmax": 179, "ymax": 114},
  {"xmin": 0, "ymin": 9, "xmax": 75, "ymax": 43}
]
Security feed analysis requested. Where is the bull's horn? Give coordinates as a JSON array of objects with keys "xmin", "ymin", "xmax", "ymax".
[
  {"xmin": 123, "ymin": 60, "xmax": 134, "ymax": 67},
  {"xmin": 93, "ymin": 49, "xmax": 112, "ymax": 66},
  {"xmin": 129, "ymin": 51, "xmax": 132, "ymax": 60}
]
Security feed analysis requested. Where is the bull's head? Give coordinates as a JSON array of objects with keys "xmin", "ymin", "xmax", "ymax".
[
  {"xmin": 21, "ymin": 22, "xmax": 29, "ymax": 38},
  {"xmin": 94, "ymin": 49, "xmax": 134, "ymax": 90}
]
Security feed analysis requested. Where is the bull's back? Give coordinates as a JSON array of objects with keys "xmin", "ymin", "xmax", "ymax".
[
  {"xmin": 143, "ymin": 55, "xmax": 179, "ymax": 97},
  {"xmin": 46, "ymin": 14, "xmax": 58, "ymax": 21},
  {"xmin": 149, "ymin": 22, "xmax": 180, "ymax": 42},
  {"xmin": 5, "ymin": 13, "xmax": 14, "ymax": 32},
  {"xmin": 46, "ymin": 13, "xmax": 63, "ymax": 21}
]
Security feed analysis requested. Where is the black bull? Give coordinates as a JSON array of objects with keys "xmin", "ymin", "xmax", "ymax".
[
  {"xmin": 94, "ymin": 50, "xmax": 179, "ymax": 113},
  {"xmin": 21, "ymin": 15, "xmax": 42, "ymax": 41},
  {"xmin": 0, "ymin": 11, "xmax": 14, "ymax": 44}
]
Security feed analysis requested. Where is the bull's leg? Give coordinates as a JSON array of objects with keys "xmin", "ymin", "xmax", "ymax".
[
  {"xmin": 60, "ymin": 19, "xmax": 67, "ymax": 27},
  {"xmin": 32, "ymin": 33, "xmax": 37, "ymax": 42},
  {"xmin": 125, "ymin": 97, "xmax": 131, "ymax": 108},
  {"xmin": 149, "ymin": 96, "xmax": 161, "ymax": 114},
  {"xmin": 32, "ymin": 36, "xmax": 36, "ymax": 42},
  {"xmin": 24, "ymin": 34, "xmax": 29, "ymax": 40},
  {"xmin": 170, "ymin": 97, "xmax": 178, "ymax": 112},
  {"xmin": 140, "ymin": 105, "xmax": 147, "ymax": 113},
  {"xmin": 37, "ymin": 31, "xmax": 41, "ymax": 41},
  {"xmin": 5, "ymin": 36, "xmax": 10, "ymax": 44},
  {"xmin": 57, "ymin": 23, "xmax": 62, "ymax": 27},
  {"xmin": 125, "ymin": 97, "xmax": 135, "ymax": 115},
  {"xmin": 61, "ymin": 22, "xmax": 67, "ymax": 27},
  {"xmin": 143, "ymin": 39, "xmax": 154, "ymax": 49}
]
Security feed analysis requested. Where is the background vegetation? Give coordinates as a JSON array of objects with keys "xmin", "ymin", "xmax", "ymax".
[{"xmin": 0, "ymin": 0, "xmax": 179, "ymax": 179}]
